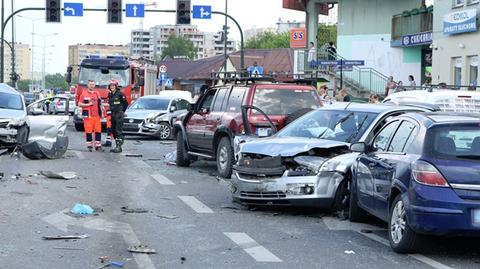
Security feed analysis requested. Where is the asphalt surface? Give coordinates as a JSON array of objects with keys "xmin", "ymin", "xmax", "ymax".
[{"xmin": 1, "ymin": 121, "xmax": 480, "ymax": 269}]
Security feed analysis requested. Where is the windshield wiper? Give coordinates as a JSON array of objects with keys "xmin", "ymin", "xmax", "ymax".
[
  {"xmin": 346, "ymin": 114, "xmax": 369, "ymax": 143},
  {"xmin": 455, "ymin": 155, "xmax": 480, "ymax": 160},
  {"xmin": 318, "ymin": 112, "xmax": 354, "ymax": 139}
]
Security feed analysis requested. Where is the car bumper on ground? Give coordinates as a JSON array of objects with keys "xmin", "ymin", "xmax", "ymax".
[
  {"xmin": 406, "ymin": 182, "xmax": 480, "ymax": 235},
  {"xmin": 230, "ymin": 170, "xmax": 344, "ymax": 208}
]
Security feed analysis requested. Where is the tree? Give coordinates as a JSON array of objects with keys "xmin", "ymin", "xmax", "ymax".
[
  {"xmin": 45, "ymin": 73, "xmax": 69, "ymax": 91},
  {"xmin": 245, "ymin": 31, "xmax": 290, "ymax": 49},
  {"xmin": 160, "ymin": 35, "xmax": 196, "ymax": 61},
  {"xmin": 16, "ymin": 79, "xmax": 32, "ymax": 92},
  {"xmin": 317, "ymin": 24, "xmax": 337, "ymax": 47}
]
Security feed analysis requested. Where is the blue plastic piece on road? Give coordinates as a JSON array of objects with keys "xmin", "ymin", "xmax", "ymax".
[
  {"xmin": 70, "ymin": 203, "xmax": 94, "ymax": 215},
  {"xmin": 109, "ymin": 261, "xmax": 125, "ymax": 267}
]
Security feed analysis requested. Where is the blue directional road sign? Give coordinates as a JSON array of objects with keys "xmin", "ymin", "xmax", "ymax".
[
  {"xmin": 192, "ymin": 5, "xmax": 212, "ymax": 19},
  {"xmin": 64, "ymin": 2, "xmax": 83, "ymax": 17},
  {"xmin": 126, "ymin": 4, "xmax": 145, "ymax": 18},
  {"xmin": 160, "ymin": 73, "xmax": 167, "ymax": 81},
  {"xmin": 164, "ymin": 79, "xmax": 173, "ymax": 87}
]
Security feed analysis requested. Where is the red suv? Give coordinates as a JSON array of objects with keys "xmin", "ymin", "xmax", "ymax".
[{"xmin": 173, "ymin": 82, "xmax": 322, "ymax": 178}]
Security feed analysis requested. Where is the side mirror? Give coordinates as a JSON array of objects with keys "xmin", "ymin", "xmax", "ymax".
[
  {"xmin": 170, "ymin": 106, "xmax": 176, "ymax": 112},
  {"xmin": 350, "ymin": 142, "xmax": 366, "ymax": 153}
]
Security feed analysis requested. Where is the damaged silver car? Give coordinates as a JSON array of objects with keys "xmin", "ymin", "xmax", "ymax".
[
  {"xmin": 0, "ymin": 84, "xmax": 29, "ymax": 152},
  {"xmin": 231, "ymin": 103, "xmax": 439, "ymax": 211}
]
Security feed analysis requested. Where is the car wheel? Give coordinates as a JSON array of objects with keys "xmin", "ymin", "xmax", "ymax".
[
  {"xmin": 216, "ymin": 137, "xmax": 234, "ymax": 178},
  {"xmin": 158, "ymin": 123, "xmax": 171, "ymax": 140},
  {"xmin": 74, "ymin": 123, "xmax": 84, "ymax": 131},
  {"xmin": 349, "ymin": 177, "xmax": 369, "ymax": 222},
  {"xmin": 176, "ymin": 131, "xmax": 190, "ymax": 167},
  {"xmin": 388, "ymin": 195, "xmax": 421, "ymax": 253},
  {"xmin": 333, "ymin": 178, "xmax": 350, "ymax": 220}
]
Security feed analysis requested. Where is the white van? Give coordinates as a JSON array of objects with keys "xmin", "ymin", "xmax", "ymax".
[{"xmin": 157, "ymin": 90, "xmax": 193, "ymax": 103}]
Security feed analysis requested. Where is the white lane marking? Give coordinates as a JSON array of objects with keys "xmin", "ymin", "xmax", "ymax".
[
  {"xmin": 224, "ymin": 232, "xmax": 282, "ymax": 262},
  {"xmin": 409, "ymin": 254, "xmax": 453, "ymax": 269},
  {"xmin": 178, "ymin": 196, "xmax": 214, "ymax": 213},
  {"xmin": 42, "ymin": 209, "xmax": 79, "ymax": 232},
  {"xmin": 151, "ymin": 173, "xmax": 175, "ymax": 186}
]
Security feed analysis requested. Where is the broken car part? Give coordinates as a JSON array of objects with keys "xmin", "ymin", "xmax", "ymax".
[
  {"xmin": 40, "ymin": 171, "xmax": 76, "ymax": 180},
  {"xmin": 42, "ymin": 234, "xmax": 89, "ymax": 240},
  {"xmin": 127, "ymin": 245, "xmax": 156, "ymax": 254}
]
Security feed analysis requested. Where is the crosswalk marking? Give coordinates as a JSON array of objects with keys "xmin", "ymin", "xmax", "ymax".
[
  {"xmin": 178, "ymin": 196, "xmax": 214, "ymax": 213},
  {"xmin": 224, "ymin": 232, "xmax": 282, "ymax": 262},
  {"xmin": 151, "ymin": 173, "xmax": 175, "ymax": 185}
]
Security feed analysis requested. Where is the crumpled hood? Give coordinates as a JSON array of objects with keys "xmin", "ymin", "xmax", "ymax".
[
  {"xmin": 240, "ymin": 136, "xmax": 349, "ymax": 157},
  {"xmin": 125, "ymin": 110, "xmax": 166, "ymax": 120},
  {"xmin": 0, "ymin": 109, "xmax": 25, "ymax": 120}
]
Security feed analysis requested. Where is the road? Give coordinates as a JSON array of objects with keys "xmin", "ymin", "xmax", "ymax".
[{"xmin": 0, "ymin": 122, "xmax": 479, "ymax": 269}]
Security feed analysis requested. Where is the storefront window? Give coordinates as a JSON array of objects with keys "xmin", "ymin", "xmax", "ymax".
[
  {"xmin": 469, "ymin": 56, "xmax": 478, "ymax": 87},
  {"xmin": 454, "ymin": 57, "xmax": 463, "ymax": 86}
]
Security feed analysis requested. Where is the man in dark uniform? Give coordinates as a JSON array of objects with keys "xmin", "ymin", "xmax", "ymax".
[{"xmin": 108, "ymin": 79, "xmax": 128, "ymax": 153}]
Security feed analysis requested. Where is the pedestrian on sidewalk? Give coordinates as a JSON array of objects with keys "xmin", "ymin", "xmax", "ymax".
[
  {"xmin": 336, "ymin": 88, "xmax": 351, "ymax": 102},
  {"xmin": 385, "ymin": 76, "xmax": 396, "ymax": 97},
  {"xmin": 308, "ymin": 42, "xmax": 317, "ymax": 69},
  {"xmin": 78, "ymin": 80, "xmax": 103, "ymax": 152},
  {"xmin": 108, "ymin": 79, "xmax": 128, "ymax": 153},
  {"xmin": 408, "ymin": 75, "xmax": 416, "ymax": 89},
  {"xmin": 327, "ymin": 42, "xmax": 337, "ymax": 60},
  {"xmin": 369, "ymin": 94, "xmax": 380, "ymax": 104}
]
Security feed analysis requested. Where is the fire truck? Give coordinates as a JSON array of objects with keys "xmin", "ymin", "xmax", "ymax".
[{"xmin": 67, "ymin": 55, "xmax": 158, "ymax": 131}]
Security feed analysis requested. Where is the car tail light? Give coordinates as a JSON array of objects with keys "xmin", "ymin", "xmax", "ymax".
[
  {"xmin": 56, "ymin": 101, "xmax": 62, "ymax": 105},
  {"xmin": 412, "ymin": 160, "xmax": 449, "ymax": 187}
]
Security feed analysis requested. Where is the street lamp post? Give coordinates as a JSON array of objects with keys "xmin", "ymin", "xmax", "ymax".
[
  {"xmin": 17, "ymin": 15, "xmax": 44, "ymax": 89},
  {"xmin": 32, "ymin": 32, "xmax": 57, "ymax": 90}
]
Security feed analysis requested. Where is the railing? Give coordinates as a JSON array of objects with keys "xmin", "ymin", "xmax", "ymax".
[
  {"xmin": 391, "ymin": 6, "xmax": 433, "ymax": 42},
  {"xmin": 296, "ymin": 48, "xmax": 390, "ymax": 95}
]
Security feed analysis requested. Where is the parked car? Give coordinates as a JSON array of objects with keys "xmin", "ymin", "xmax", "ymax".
[
  {"xmin": 349, "ymin": 112, "xmax": 480, "ymax": 253},
  {"xmin": 383, "ymin": 89, "xmax": 480, "ymax": 113},
  {"xmin": 22, "ymin": 92, "xmax": 36, "ymax": 106},
  {"xmin": 124, "ymin": 95, "xmax": 190, "ymax": 136},
  {"xmin": 0, "ymin": 84, "xmax": 29, "ymax": 151},
  {"xmin": 174, "ymin": 82, "xmax": 323, "ymax": 178},
  {"xmin": 231, "ymin": 103, "xmax": 439, "ymax": 210},
  {"xmin": 49, "ymin": 94, "xmax": 75, "ymax": 115}
]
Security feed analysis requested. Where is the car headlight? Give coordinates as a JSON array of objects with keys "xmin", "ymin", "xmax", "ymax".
[
  {"xmin": 318, "ymin": 159, "xmax": 347, "ymax": 173},
  {"xmin": 153, "ymin": 115, "xmax": 169, "ymax": 123},
  {"xmin": 8, "ymin": 117, "xmax": 26, "ymax": 127},
  {"xmin": 286, "ymin": 183, "xmax": 316, "ymax": 195}
]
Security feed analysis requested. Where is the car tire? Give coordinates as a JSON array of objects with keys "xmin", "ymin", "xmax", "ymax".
[
  {"xmin": 74, "ymin": 123, "xmax": 84, "ymax": 131},
  {"xmin": 216, "ymin": 137, "xmax": 234, "ymax": 178},
  {"xmin": 333, "ymin": 178, "xmax": 350, "ymax": 220},
  {"xmin": 285, "ymin": 108, "xmax": 314, "ymax": 125},
  {"xmin": 349, "ymin": 178, "xmax": 369, "ymax": 222},
  {"xmin": 176, "ymin": 131, "xmax": 190, "ymax": 167},
  {"xmin": 388, "ymin": 195, "xmax": 422, "ymax": 253},
  {"xmin": 158, "ymin": 122, "xmax": 172, "ymax": 140}
]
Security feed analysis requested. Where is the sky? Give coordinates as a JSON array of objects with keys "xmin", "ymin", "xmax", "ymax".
[{"xmin": 5, "ymin": 0, "xmax": 307, "ymax": 75}]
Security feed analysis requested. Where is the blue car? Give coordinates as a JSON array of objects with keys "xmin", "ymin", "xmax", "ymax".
[{"xmin": 349, "ymin": 112, "xmax": 480, "ymax": 253}]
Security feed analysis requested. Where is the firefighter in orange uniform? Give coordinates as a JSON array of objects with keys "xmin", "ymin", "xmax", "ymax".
[{"xmin": 78, "ymin": 80, "xmax": 103, "ymax": 151}]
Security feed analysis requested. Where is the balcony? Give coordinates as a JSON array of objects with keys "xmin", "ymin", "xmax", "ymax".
[{"xmin": 391, "ymin": 6, "xmax": 433, "ymax": 47}]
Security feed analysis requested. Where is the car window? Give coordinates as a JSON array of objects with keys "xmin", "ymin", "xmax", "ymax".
[
  {"xmin": 170, "ymin": 100, "xmax": 178, "ymax": 110},
  {"xmin": 373, "ymin": 121, "xmax": 399, "ymax": 152},
  {"xmin": 212, "ymin": 88, "xmax": 228, "ymax": 112},
  {"xmin": 0, "ymin": 92, "xmax": 23, "ymax": 110},
  {"xmin": 428, "ymin": 125, "xmax": 480, "ymax": 159},
  {"xmin": 252, "ymin": 88, "xmax": 320, "ymax": 115},
  {"xmin": 199, "ymin": 90, "xmax": 216, "ymax": 110},
  {"xmin": 177, "ymin": 99, "xmax": 189, "ymax": 110},
  {"xmin": 225, "ymin": 87, "xmax": 246, "ymax": 112},
  {"xmin": 388, "ymin": 121, "xmax": 418, "ymax": 153}
]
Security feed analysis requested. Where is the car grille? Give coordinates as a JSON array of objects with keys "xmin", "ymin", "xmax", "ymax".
[
  {"xmin": 123, "ymin": 118, "xmax": 143, "ymax": 124},
  {"xmin": 240, "ymin": 191, "xmax": 287, "ymax": 199}
]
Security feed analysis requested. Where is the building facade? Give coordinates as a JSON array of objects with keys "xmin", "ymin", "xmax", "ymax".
[
  {"xmin": 432, "ymin": 0, "xmax": 480, "ymax": 87},
  {"xmin": 3, "ymin": 42, "xmax": 31, "ymax": 81},
  {"xmin": 337, "ymin": 0, "xmax": 430, "ymax": 85},
  {"xmin": 130, "ymin": 30, "xmax": 154, "ymax": 60}
]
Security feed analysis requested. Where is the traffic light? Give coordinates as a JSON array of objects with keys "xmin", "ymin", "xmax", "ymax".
[
  {"xmin": 46, "ymin": 0, "xmax": 61, "ymax": 22},
  {"xmin": 9, "ymin": 72, "xmax": 19, "ymax": 83},
  {"xmin": 108, "ymin": 0, "xmax": 122, "ymax": 23},
  {"xmin": 176, "ymin": 0, "xmax": 191, "ymax": 25}
]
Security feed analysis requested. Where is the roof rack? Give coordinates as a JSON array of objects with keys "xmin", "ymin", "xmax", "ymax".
[{"xmin": 211, "ymin": 71, "xmax": 276, "ymax": 85}]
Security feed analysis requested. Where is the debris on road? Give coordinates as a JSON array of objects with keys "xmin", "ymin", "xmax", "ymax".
[
  {"xmin": 52, "ymin": 247, "xmax": 85, "ymax": 251},
  {"xmin": 42, "ymin": 234, "xmax": 89, "ymax": 240},
  {"xmin": 180, "ymin": 257, "xmax": 187, "ymax": 264},
  {"xmin": 40, "ymin": 171, "xmax": 76, "ymax": 180},
  {"xmin": 180, "ymin": 180, "xmax": 188, "ymax": 184},
  {"xmin": 70, "ymin": 203, "xmax": 95, "ymax": 215},
  {"xmin": 22, "ymin": 136, "xmax": 69, "ymax": 160},
  {"xmin": 344, "ymin": 250, "xmax": 356, "ymax": 254},
  {"xmin": 133, "ymin": 140, "xmax": 143, "ymax": 145},
  {"xmin": 98, "ymin": 256, "xmax": 110, "ymax": 263},
  {"xmin": 127, "ymin": 245, "xmax": 156, "ymax": 254},
  {"xmin": 124, "ymin": 154, "xmax": 143, "ymax": 158},
  {"xmin": 121, "ymin": 207, "xmax": 149, "ymax": 213},
  {"xmin": 164, "ymin": 151, "xmax": 176, "ymax": 166},
  {"xmin": 156, "ymin": 214, "xmax": 178, "ymax": 220},
  {"xmin": 98, "ymin": 261, "xmax": 125, "ymax": 268}
]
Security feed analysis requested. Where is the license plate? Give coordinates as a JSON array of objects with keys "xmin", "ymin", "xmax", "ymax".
[
  {"xmin": 257, "ymin": 128, "xmax": 270, "ymax": 137},
  {"xmin": 473, "ymin": 209, "xmax": 480, "ymax": 225}
]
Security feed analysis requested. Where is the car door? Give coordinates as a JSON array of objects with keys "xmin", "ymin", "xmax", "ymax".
[
  {"xmin": 27, "ymin": 97, "xmax": 70, "ymax": 143},
  {"xmin": 356, "ymin": 120, "xmax": 400, "ymax": 216},
  {"xmin": 205, "ymin": 87, "xmax": 229, "ymax": 150},
  {"xmin": 172, "ymin": 99, "xmax": 190, "ymax": 125},
  {"xmin": 372, "ymin": 120, "xmax": 419, "ymax": 220},
  {"xmin": 185, "ymin": 90, "xmax": 215, "ymax": 151}
]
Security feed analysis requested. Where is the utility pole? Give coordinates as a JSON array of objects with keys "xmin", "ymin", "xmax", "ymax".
[
  {"xmin": 223, "ymin": 0, "xmax": 228, "ymax": 75},
  {"xmin": 10, "ymin": 0, "xmax": 16, "ymax": 87}
]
